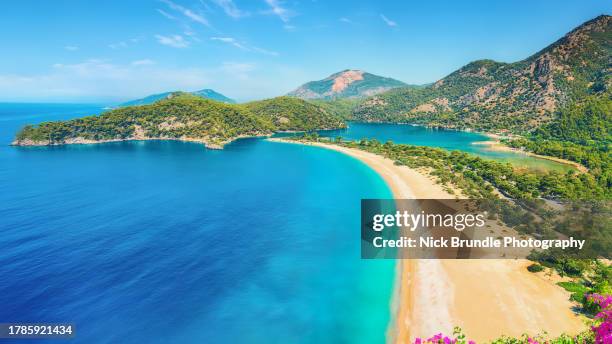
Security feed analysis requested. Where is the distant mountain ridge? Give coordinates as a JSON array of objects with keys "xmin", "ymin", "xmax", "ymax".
[
  {"xmin": 353, "ymin": 14, "xmax": 611, "ymax": 132},
  {"xmin": 288, "ymin": 70, "xmax": 408, "ymax": 100},
  {"xmin": 120, "ymin": 89, "xmax": 235, "ymax": 107}
]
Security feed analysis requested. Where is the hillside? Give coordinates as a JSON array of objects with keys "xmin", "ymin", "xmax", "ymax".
[
  {"xmin": 508, "ymin": 91, "xmax": 611, "ymax": 175},
  {"xmin": 353, "ymin": 15, "xmax": 611, "ymax": 132},
  {"xmin": 119, "ymin": 89, "xmax": 235, "ymax": 107},
  {"xmin": 288, "ymin": 69, "xmax": 408, "ymax": 100},
  {"xmin": 245, "ymin": 96, "xmax": 345, "ymax": 131},
  {"xmin": 13, "ymin": 95, "xmax": 345, "ymax": 149}
]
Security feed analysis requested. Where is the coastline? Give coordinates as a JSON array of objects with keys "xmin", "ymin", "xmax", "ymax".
[
  {"xmin": 331, "ymin": 120, "xmax": 588, "ymax": 173},
  {"xmin": 11, "ymin": 133, "xmax": 271, "ymax": 150},
  {"xmin": 268, "ymin": 138, "xmax": 586, "ymax": 343},
  {"xmin": 10, "ymin": 126, "xmax": 347, "ymax": 150},
  {"xmin": 474, "ymin": 135, "xmax": 588, "ymax": 173}
]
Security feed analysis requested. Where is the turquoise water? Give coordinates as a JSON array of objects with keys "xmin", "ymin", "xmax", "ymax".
[
  {"xmin": 318, "ymin": 122, "xmax": 572, "ymax": 172},
  {"xmin": 0, "ymin": 104, "xmax": 569, "ymax": 344},
  {"xmin": 0, "ymin": 104, "xmax": 395, "ymax": 343}
]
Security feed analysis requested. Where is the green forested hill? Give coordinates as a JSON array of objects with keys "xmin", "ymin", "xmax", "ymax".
[
  {"xmin": 353, "ymin": 15, "xmax": 611, "ymax": 133},
  {"xmin": 309, "ymin": 98, "xmax": 363, "ymax": 120},
  {"xmin": 244, "ymin": 96, "xmax": 346, "ymax": 131},
  {"xmin": 14, "ymin": 94, "xmax": 345, "ymax": 149},
  {"xmin": 508, "ymin": 92, "xmax": 611, "ymax": 178},
  {"xmin": 533, "ymin": 92, "xmax": 611, "ymax": 144}
]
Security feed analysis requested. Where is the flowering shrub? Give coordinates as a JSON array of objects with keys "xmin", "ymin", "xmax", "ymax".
[
  {"xmin": 410, "ymin": 294, "xmax": 612, "ymax": 344},
  {"xmin": 488, "ymin": 332, "xmax": 594, "ymax": 344},
  {"xmin": 414, "ymin": 327, "xmax": 475, "ymax": 344},
  {"xmin": 588, "ymin": 293, "xmax": 612, "ymax": 344},
  {"xmin": 414, "ymin": 331, "xmax": 595, "ymax": 344}
]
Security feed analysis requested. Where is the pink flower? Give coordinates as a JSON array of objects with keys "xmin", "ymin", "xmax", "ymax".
[
  {"xmin": 588, "ymin": 293, "xmax": 612, "ymax": 344},
  {"xmin": 413, "ymin": 331, "xmax": 473, "ymax": 344}
]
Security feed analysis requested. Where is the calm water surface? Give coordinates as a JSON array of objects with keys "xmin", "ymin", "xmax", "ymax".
[
  {"xmin": 0, "ymin": 104, "xmax": 568, "ymax": 344},
  {"xmin": 0, "ymin": 103, "xmax": 395, "ymax": 344},
  {"xmin": 318, "ymin": 122, "xmax": 572, "ymax": 173}
]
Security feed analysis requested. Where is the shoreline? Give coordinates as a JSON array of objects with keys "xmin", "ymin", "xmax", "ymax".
[
  {"xmin": 351, "ymin": 121, "xmax": 587, "ymax": 173},
  {"xmin": 11, "ymin": 133, "xmax": 272, "ymax": 150},
  {"xmin": 268, "ymin": 138, "xmax": 586, "ymax": 343},
  {"xmin": 475, "ymin": 135, "xmax": 588, "ymax": 173},
  {"xmin": 9, "ymin": 126, "xmax": 347, "ymax": 150}
]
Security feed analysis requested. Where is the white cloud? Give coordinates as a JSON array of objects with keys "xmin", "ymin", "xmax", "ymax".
[
  {"xmin": 109, "ymin": 38, "xmax": 141, "ymax": 49},
  {"xmin": 131, "ymin": 59, "xmax": 155, "ymax": 66},
  {"xmin": 0, "ymin": 59, "xmax": 307, "ymax": 102},
  {"xmin": 213, "ymin": 0, "xmax": 248, "ymax": 18},
  {"xmin": 155, "ymin": 34, "xmax": 190, "ymax": 48},
  {"xmin": 250, "ymin": 46, "xmax": 279, "ymax": 56},
  {"xmin": 0, "ymin": 60, "xmax": 209, "ymax": 100},
  {"xmin": 157, "ymin": 8, "xmax": 176, "ymax": 20},
  {"xmin": 380, "ymin": 14, "xmax": 397, "ymax": 27},
  {"xmin": 264, "ymin": 0, "xmax": 294, "ymax": 23},
  {"xmin": 161, "ymin": 0, "xmax": 210, "ymax": 27},
  {"xmin": 183, "ymin": 29, "xmax": 201, "ymax": 42},
  {"xmin": 339, "ymin": 17, "xmax": 352, "ymax": 23},
  {"xmin": 64, "ymin": 45, "xmax": 79, "ymax": 51},
  {"xmin": 211, "ymin": 37, "xmax": 247, "ymax": 50},
  {"xmin": 108, "ymin": 41, "xmax": 128, "ymax": 49},
  {"xmin": 211, "ymin": 37, "xmax": 278, "ymax": 56}
]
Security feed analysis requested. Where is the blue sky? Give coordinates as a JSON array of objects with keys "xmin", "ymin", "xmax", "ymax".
[{"xmin": 0, "ymin": 0, "xmax": 609, "ymax": 103}]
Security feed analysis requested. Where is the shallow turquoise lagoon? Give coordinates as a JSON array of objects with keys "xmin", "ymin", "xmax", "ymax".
[{"xmin": 318, "ymin": 122, "xmax": 572, "ymax": 172}]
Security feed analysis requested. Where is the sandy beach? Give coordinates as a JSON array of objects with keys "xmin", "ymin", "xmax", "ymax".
[{"xmin": 269, "ymin": 138, "xmax": 586, "ymax": 343}]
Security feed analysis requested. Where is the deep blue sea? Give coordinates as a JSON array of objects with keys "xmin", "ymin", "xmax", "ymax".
[
  {"xmin": 0, "ymin": 104, "xmax": 395, "ymax": 343},
  {"xmin": 0, "ymin": 103, "xmax": 567, "ymax": 343}
]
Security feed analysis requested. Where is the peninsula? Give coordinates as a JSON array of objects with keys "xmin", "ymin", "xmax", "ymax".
[{"xmin": 12, "ymin": 94, "xmax": 346, "ymax": 149}]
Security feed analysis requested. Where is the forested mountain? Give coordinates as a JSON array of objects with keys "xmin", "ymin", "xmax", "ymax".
[
  {"xmin": 353, "ymin": 15, "xmax": 611, "ymax": 132},
  {"xmin": 14, "ymin": 94, "xmax": 345, "ymax": 149},
  {"xmin": 533, "ymin": 92, "xmax": 611, "ymax": 145},
  {"xmin": 508, "ymin": 91, "xmax": 611, "ymax": 177},
  {"xmin": 119, "ymin": 89, "xmax": 235, "ymax": 107},
  {"xmin": 288, "ymin": 69, "xmax": 408, "ymax": 100},
  {"xmin": 245, "ymin": 96, "xmax": 345, "ymax": 131}
]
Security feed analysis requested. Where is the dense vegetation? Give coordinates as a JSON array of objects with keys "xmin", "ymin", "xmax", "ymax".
[
  {"xmin": 508, "ymin": 92, "xmax": 611, "ymax": 200},
  {"xmin": 14, "ymin": 94, "xmax": 345, "ymax": 148},
  {"xmin": 351, "ymin": 15, "xmax": 611, "ymax": 133},
  {"xmin": 244, "ymin": 96, "xmax": 345, "ymax": 131},
  {"xmin": 309, "ymin": 98, "xmax": 362, "ymax": 120}
]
